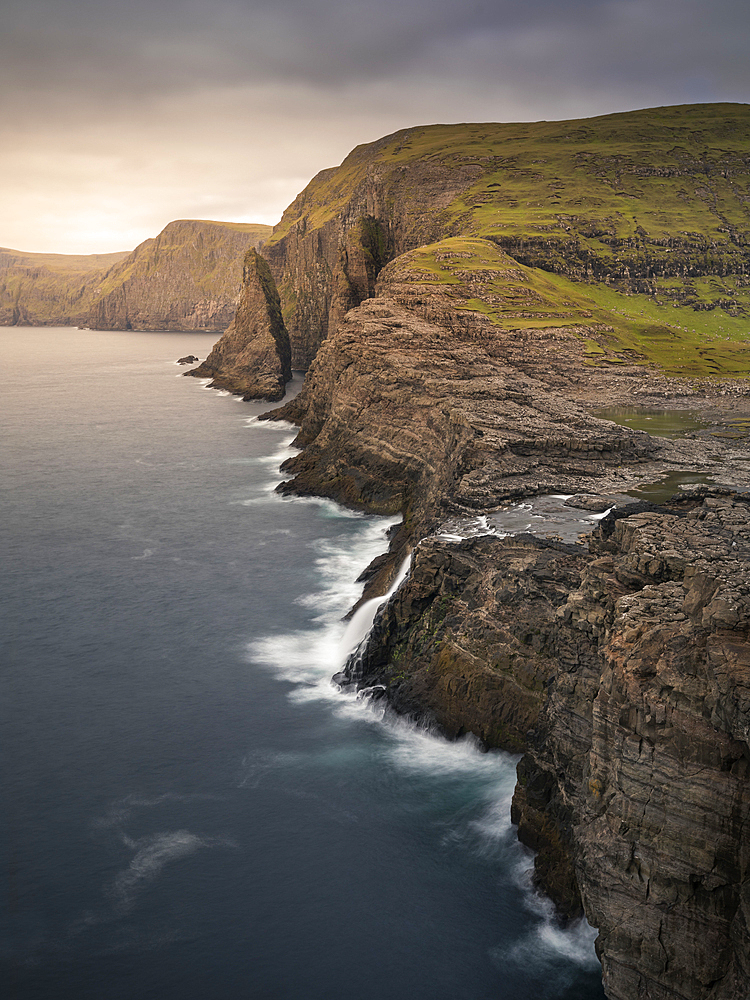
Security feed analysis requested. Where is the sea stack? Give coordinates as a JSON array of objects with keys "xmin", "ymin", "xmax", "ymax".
[{"xmin": 187, "ymin": 248, "xmax": 292, "ymax": 401}]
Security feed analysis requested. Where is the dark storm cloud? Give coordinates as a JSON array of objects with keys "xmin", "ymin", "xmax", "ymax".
[
  {"xmin": 2, "ymin": 0, "xmax": 748, "ymax": 252},
  {"xmin": 4, "ymin": 0, "xmax": 748, "ymax": 102}
]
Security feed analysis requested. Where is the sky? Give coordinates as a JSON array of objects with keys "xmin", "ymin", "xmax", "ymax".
[{"xmin": 2, "ymin": 0, "xmax": 749, "ymax": 255}]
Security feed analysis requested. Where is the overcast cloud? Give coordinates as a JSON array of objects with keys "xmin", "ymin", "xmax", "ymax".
[{"xmin": 2, "ymin": 0, "xmax": 748, "ymax": 253}]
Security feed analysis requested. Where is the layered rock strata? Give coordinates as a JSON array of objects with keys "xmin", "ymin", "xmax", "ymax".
[
  {"xmin": 90, "ymin": 220, "xmax": 270, "ymax": 332},
  {"xmin": 270, "ymin": 239, "xmax": 657, "ymax": 533},
  {"xmin": 186, "ymin": 249, "xmax": 291, "ymax": 401},
  {"xmin": 258, "ymin": 234, "xmax": 750, "ymax": 998},
  {"xmin": 341, "ymin": 492, "xmax": 750, "ymax": 1000}
]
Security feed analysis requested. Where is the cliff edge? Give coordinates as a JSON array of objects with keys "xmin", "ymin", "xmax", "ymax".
[
  {"xmin": 186, "ymin": 248, "xmax": 292, "ymax": 401},
  {"xmin": 262, "ymin": 237, "xmax": 750, "ymax": 998},
  {"xmin": 204, "ymin": 105, "xmax": 750, "ymax": 998}
]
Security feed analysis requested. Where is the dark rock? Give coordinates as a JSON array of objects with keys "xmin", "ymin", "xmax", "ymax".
[
  {"xmin": 177, "ymin": 355, "xmax": 199, "ymax": 365},
  {"xmin": 564, "ymin": 494, "xmax": 620, "ymax": 512},
  {"xmin": 348, "ymin": 492, "xmax": 750, "ymax": 999},
  {"xmin": 185, "ymin": 249, "xmax": 292, "ymax": 402}
]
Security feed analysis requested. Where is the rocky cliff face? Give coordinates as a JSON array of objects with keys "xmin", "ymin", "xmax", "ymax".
[
  {"xmin": 167, "ymin": 104, "xmax": 750, "ymax": 997},
  {"xmin": 260, "ymin": 104, "xmax": 750, "ymax": 368},
  {"xmin": 185, "ymin": 249, "xmax": 291, "ymax": 401},
  {"xmin": 90, "ymin": 220, "xmax": 271, "ymax": 332},
  {"xmin": 339, "ymin": 492, "xmax": 750, "ymax": 1000},
  {"xmin": 262, "ymin": 225, "xmax": 750, "ymax": 997},
  {"xmin": 0, "ymin": 247, "xmax": 128, "ymax": 326},
  {"xmin": 269, "ymin": 237, "xmax": 660, "ymax": 530}
]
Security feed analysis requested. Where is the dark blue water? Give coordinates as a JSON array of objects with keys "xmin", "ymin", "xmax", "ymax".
[{"xmin": 1, "ymin": 328, "xmax": 605, "ymax": 1000}]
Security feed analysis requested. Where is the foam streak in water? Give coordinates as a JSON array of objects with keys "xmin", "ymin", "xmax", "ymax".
[{"xmin": 242, "ymin": 446, "xmax": 602, "ymax": 993}]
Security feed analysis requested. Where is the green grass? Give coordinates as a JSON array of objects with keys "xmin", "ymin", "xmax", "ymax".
[
  {"xmin": 546, "ymin": 274, "xmax": 750, "ymax": 375},
  {"xmin": 267, "ymin": 104, "xmax": 750, "ymax": 247},
  {"xmin": 388, "ymin": 236, "xmax": 608, "ymax": 327},
  {"xmin": 387, "ymin": 236, "xmax": 750, "ymax": 377}
]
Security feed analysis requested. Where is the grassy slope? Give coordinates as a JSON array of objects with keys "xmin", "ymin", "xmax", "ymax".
[
  {"xmin": 0, "ymin": 248, "xmax": 130, "ymax": 273},
  {"xmin": 270, "ymin": 104, "xmax": 750, "ymax": 245},
  {"xmin": 266, "ymin": 104, "xmax": 750, "ymax": 376},
  {"xmin": 388, "ymin": 236, "xmax": 750, "ymax": 377}
]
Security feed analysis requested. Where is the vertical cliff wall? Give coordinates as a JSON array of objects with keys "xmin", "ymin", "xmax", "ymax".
[
  {"xmin": 185, "ymin": 248, "xmax": 291, "ymax": 401},
  {"xmin": 89, "ymin": 220, "xmax": 271, "ymax": 332},
  {"xmin": 343, "ymin": 494, "xmax": 750, "ymax": 1000}
]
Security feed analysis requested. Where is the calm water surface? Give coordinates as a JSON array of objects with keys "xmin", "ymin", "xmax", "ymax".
[{"xmin": 1, "ymin": 328, "xmax": 604, "ymax": 1000}]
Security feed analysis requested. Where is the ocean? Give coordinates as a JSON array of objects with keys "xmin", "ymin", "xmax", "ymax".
[{"xmin": 1, "ymin": 327, "xmax": 605, "ymax": 1000}]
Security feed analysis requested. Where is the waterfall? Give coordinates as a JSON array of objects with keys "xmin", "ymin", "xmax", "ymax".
[{"xmin": 332, "ymin": 551, "xmax": 412, "ymax": 687}]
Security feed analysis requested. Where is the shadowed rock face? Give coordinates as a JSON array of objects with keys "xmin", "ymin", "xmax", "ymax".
[{"xmin": 186, "ymin": 249, "xmax": 291, "ymax": 402}]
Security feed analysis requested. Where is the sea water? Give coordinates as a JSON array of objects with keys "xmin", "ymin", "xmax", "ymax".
[{"xmin": 1, "ymin": 327, "xmax": 605, "ymax": 1000}]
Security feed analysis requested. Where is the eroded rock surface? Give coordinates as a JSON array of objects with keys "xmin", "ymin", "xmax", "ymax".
[
  {"xmin": 341, "ymin": 492, "xmax": 750, "ymax": 1000},
  {"xmin": 269, "ymin": 241, "xmax": 658, "ymax": 531},
  {"xmin": 186, "ymin": 249, "xmax": 291, "ymax": 401}
]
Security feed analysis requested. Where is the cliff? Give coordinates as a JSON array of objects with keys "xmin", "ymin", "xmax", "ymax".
[
  {"xmin": 270, "ymin": 237, "xmax": 668, "ymax": 529},
  {"xmin": 0, "ymin": 247, "xmax": 129, "ymax": 326},
  {"xmin": 338, "ymin": 492, "xmax": 750, "ymax": 1000},
  {"xmin": 89, "ymin": 220, "xmax": 271, "ymax": 332},
  {"xmin": 0, "ymin": 219, "xmax": 271, "ymax": 331},
  {"xmin": 180, "ymin": 104, "xmax": 750, "ymax": 997},
  {"xmin": 260, "ymin": 104, "xmax": 750, "ymax": 370},
  {"xmin": 260, "ymin": 229, "xmax": 750, "ymax": 997},
  {"xmin": 185, "ymin": 248, "xmax": 291, "ymax": 401}
]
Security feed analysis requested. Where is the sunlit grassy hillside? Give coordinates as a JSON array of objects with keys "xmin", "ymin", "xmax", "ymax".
[
  {"xmin": 392, "ymin": 237, "xmax": 750, "ymax": 377},
  {"xmin": 268, "ymin": 104, "xmax": 750, "ymax": 376}
]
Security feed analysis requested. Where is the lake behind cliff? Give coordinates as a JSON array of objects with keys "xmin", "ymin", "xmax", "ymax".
[{"xmin": 1, "ymin": 327, "xmax": 604, "ymax": 1000}]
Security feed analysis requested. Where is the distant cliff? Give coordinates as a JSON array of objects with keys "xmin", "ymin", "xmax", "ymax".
[
  {"xmin": 0, "ymin": 247, "xmax": 129, "ymax": 327},
  {"xmin": 0, "ymin": 219, "xmax": 271, "ymax": 331},
  {"xmin": 89, "ymin": 220, "xmax": 271, "ymax": 332}
]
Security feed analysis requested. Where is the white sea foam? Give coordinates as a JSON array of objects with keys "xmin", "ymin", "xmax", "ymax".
[
  {"xmin": 108, "ymin": 830, "xmax": 236, "ymax": 915},
  {"xmin": 588, "ymin": 506, "xmax": 614, "ymax": 520},
  {"xmin": 491, "ymin": 902, "xmax": 600, "ymax": 972},
  {"xmin": 240, "ymin": 430, "xmax": 602, "ymax": 984}
]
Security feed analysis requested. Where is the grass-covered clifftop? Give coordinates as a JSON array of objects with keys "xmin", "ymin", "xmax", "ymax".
[
  {"xmin": 0, "ymin": 220, "xmax": 271, "ymax": 331},
  {"xmin": 388, "ymin": 237, "xmax": 750, "ymax": 376},
  {"xmin": 264, "ymin": 104, "xmax": 750, "ymax": 374},
  {"xmin": 0, "ymin": 247, "xmax": 130, "ymax": 327}
]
